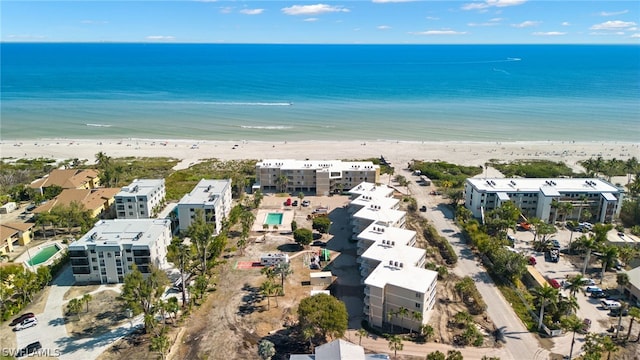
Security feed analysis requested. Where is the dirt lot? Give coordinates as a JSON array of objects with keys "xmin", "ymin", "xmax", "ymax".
[{"xmin": 63, "ymin": 289, "xmax": 126, "ymax": 338}]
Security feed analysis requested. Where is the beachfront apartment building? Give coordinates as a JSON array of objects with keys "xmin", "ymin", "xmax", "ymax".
[
  {"xmin": 176, "ymin": 179, "xmax": 232, "ymax": 233},
  {"xmin": 464, "ymin": 178, "xmax": 624, "ymax": 224},
  {"xmin": 33, "ymin": 188, "xmax": 121, "ymax": 219},
  {"xmin": 115, "ymin": 179, "xmax": 166, "ymax": 219},
  {"xmin": 0, "ymin": 222, "xmax": 35, "ymax": 255},
  {"xmin": 254, "ymin": 159, "xmax": 380, "ymax": 196},
  {"xmin": 68, "ymin": 219, "xmax": 172, "ymax": 284},
  {"xmin": 346, "ymin": 181, "xmax": 438, "ymax": 332}
]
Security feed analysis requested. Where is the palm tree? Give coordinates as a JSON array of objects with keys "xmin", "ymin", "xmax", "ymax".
[
  {"xmin": 410, "ymin": 311, "xmax": 422, "ymax": 334},
  {"xmin": 387, "ymin": 310, "xmax": 395, "ymax": 333},
  {"xmin": 420, "ymin": 324, "xmax": 434, "ymax": 339},
  {"xmin": 276, "ymin": 175, "xmax": 288, "ymax": 193},
  {"xmin": 446, "ymin": 350, "xmax": 464, "ymax": 360},
  {"xmin": 576, "ymin": 195, "xmax": 589, "ymax": 224},
  {"xmin": 624, "ymin": 156, "xmax": 638, "ymax": 185},
  {"xmin": 566, "ymin": 274, "xmax": 584, "ymax": 297},
  {"xmin": 617, "ymin": 245, "xmax": 640, "ymax": 268},
  {"xmin": 274, "ymin": 262, "xmax": 293, "ymax": 295},
  {"xmin": 600, "ymin": 334, "xmax": 618, "ymax": 360},
  {"xmin": 82, "ymin": 293, "xmax": 92, "ymax": 312},
  {"xmin": 397, "ymin": 306, "xmax": 409, "ymax": 332},
  {"xmin": 614, "ymin": 301, "xmax": 627, "ymax": 338},
  {"xmin": 551, "ymin": 199, "xmax": 560, "ymax": 224},
  {"xmin": 559, "ymin": 202, "xmax": 573, "ymax": 223},
  {"xmin": 558, "ymin": 295, "xmax": 579, "ymax": 316},
  {"xmin": 626, "ymin": 306, "xmax": 640, "ymax": 341},
  {"xmin": 297, "ymin": 192, "xmax": 305, "ymax": 208},
  {"xmin": 561, "ymin": 314, "xmax": 585, "ymax": 360},
  {"xmin": 598, "ymin": 245, "xmax": 619, "ymax": 284},
  {"xmin": 356, "ymin": 328, "xmax": 368, "ymax": 346},
  {"xmin": 579, "ymin": 236, "xmax": 597, "ymax": 276},
  {"xmin": 532, "ymin": 284, "xmax": 559, "ymax": 330},
  {"xmin": 387, "ymin": 334, "xmax": 403, "ymax": 360},
  {"xmin": 260, "ymin": 281, "xmax": 277, "ymax": 310}
]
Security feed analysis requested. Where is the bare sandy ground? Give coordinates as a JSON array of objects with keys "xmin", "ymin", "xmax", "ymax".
[{"xmin": 2, "ymin": 139, "xmax": 638, "ymax": 171}]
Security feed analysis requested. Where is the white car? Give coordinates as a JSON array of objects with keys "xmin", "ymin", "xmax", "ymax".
[
  {"xmin": 600, "ymin": 300, "xmax": 621, "ymax": 310},
  {"xmin": 13, "ymin": 317, "xmax": 37, "ymax": 331},
  {"xmin": 585, "ymin": 286, "xmax": 602, "ymax": 293}
]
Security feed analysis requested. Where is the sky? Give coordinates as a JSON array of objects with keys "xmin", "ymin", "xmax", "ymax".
[{"xmin": 1, "ymin": 0, "xmax": 639, "ymax": 44}]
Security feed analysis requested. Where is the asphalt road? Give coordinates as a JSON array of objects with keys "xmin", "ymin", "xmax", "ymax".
[{"xmin": 406, "ymin": 172, "xmax": 549, "ymax": 360}]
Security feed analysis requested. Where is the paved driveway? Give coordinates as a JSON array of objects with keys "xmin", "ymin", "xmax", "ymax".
[{"xmin": 15, "ymin": 266, "xmax": 143, "ymax": 360}]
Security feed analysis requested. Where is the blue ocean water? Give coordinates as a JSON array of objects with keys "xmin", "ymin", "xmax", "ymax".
[{"xmin": 1, "ymin": 43, "xmax": 639, "ymax": 141}]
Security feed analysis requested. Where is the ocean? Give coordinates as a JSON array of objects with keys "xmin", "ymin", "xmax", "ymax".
[{"xmin": 1, "ymin": 43, "xmax": 639, "ymax": 142}]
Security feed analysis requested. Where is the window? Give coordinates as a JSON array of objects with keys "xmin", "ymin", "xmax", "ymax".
[
  {"xmin": 107, "ymin": 252, "xmax": 112, "ymax": 258},
  {"xmin": 115, "ymin": 251, "xmax": 121, "ymax": 256},
  {"xmin": 91, "ymin": 257, "xmax": 97, "ymax": 262},
  {"xmin": 127, "ymin": 257, "xmax": 133, "ymax": 262},
  {"xmin": 416, "ymin": 292, "xmax": 421, "ymax": 298},
  {"xmin": 90, "ymin": 249, "xmax": 96, "ymax": 254},
  {"xmin": 415, "ymin": 303, "xmax": 421, "ymax": 309},
  {"xmin": 92, "ymin": 266, "xmax": 98, "ymax": 271},
  {"xmin": 126, "ymin": 249, "xmax": 132, "ymax": 253}
]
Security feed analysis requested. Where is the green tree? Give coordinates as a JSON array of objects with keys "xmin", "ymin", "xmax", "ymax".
[
  {"xmin": 532, "ymin": 284, "xmax": 559, "ymax": 330},
  {"xmin": 356, "ymin": 328, "xmax": 368, "ymax": 346},
  {"xmin": 566, "ymin": 274, "xmax": 584, "ymax": 298},
  {"xmin": 388, "ymin": 334, "xmax": 403, "ymax": 360},
  {"xmin": 485, "ymin": 201, "xmax": 520, "ymax": 239},
  {"xmin": 274, "ymin": 262, "xmax": 293, "ymax": 295},
  {"xmin": 293, "ymin": 228, "xmax": 313, "ymax": 247},
  {"xmin": 598, "ymin": 245, "xmax": 619, "ymax": 284},
  {"xmin": 626, "ymin": 306, "xmax": 640, "ymax": 341},
  {"xmin": 187, "ymin": 209, "xmax": 214, "ymax": 274},
  {"xmin": 167, "ymin": 237, "xmax": 193, "ymax": 307},
  {"xmin": 297, "ymin": 293, "xmax": 348, "ymax": 341},
  {"xmin": 312, "ymin": 216, "xmax": 331, "ymax": 234},
  {"xmin": 253, "ymin": 190, "xmax": 264, "ymax": 208},
  {"xmin": 67, "ymin": 298, "xmax": 83, "ymax": 319},
  {"xmin": 149, "ymin": 330, "xmax": 171, "ymax": 359},
  {"xmin": 560, "ymin": 314, "xmax": 584, "ymax": 360},
  {"xmin": 426, "ymin": 350, "xmax": 445, "ymax": 360},
  {"xmin": 119, "ymin": 265, "xmax": 168, "ymax": 333},
  {"xmin": 446, "ymin": 350, "xmax": 464, "ymax": 360},
  {"xmin": 276, "ymin": 175, "xmax": 288, "ymax": 193},
  {"xmin": 260, "ymin": 280, "xmax": 279, "ymax": 310},
  {"xmin": 410, "ymin": 311, "xmax": 422, "ymax": 334},
  {"xmin": 82, "ymin": 293, "xmax": 92, "ymax": 312},
  {"xmin": 396, "ymin": 306, "xmax": 409, "ymax": 332},
  {"xmin": 257, "ymin": 339, "xmax": 276, "ymax": 360},
  {"xmin": 297, "ymin": 192, "xmax": 305, "ymax": 208},
  {"xmin": 420, "ymin": 324, "xmax": 434, "ymax": 339}
]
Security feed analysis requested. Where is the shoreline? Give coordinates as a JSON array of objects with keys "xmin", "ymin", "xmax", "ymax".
[{"xmin": 2, "ymin": 139, "xmax": 638, "ymax": 173}]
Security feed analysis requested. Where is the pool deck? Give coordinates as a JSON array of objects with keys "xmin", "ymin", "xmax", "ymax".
[
  {"xmin": 253, "ymin": 209, "xmax": 294, "ymax": 233},
  {"xmin": 15, "ymin": 240, "xmax": 66, "ymax": 270}
]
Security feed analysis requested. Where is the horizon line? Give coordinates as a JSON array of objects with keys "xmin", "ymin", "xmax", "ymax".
[{"xmin": 2, "ymin": 41, "xmax": 639, "ymax": 46}]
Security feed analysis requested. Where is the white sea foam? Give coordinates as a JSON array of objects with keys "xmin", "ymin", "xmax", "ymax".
[
  {"xmin": 145, "ymin": 101, "xmax": 292, "ymax": 106},
  {"xmin": 240, "ymin": 125, "xmax": 293, "ymax": 130},
  {"xmin": 86, "ymin": 123, "xmax": 112, "ymax": 127}
]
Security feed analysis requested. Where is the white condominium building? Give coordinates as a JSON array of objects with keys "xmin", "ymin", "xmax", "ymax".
[
  {"xmin": 177, "ymin": 179, "xmax": 233, "ymax": 234},
  {"xmin": 114, "ymin": 179, "xmax": 166, "ymax": 219},
  {"xmin": 464, "ymin": 178, "xmax": 624, "ymax": 223},
  {"xmin": 364, "ymin": 261, "xmax": 437, "ymax": 330},
  {"xmin": 68, "ymin": 219, "xmax": 172, "ymax": 284},
  {"xmin": 347, "ymin": 181, "xmax": 438, "ymax": 332},
  {"xmin": 255, "ymin": 159, "xmax": 380, "ymax": 196}
]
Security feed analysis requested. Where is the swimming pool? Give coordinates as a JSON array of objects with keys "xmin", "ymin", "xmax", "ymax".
[
  {"xmin": 264, "ymin": 212, "xmax": 284, "ymax": 226},
  {"xmin": 27, "ymin": 244, "xmax": 61, "ymax": 266}
]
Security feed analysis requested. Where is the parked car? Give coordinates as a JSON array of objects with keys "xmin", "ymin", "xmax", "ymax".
[
  {"xmin": 518, "ymin": 222, "xmax": 531, "ymax": 231},
  {"xmin": 13, "ymin": 317, "xmax": 38, "ymax": 331},
  {"xmin": 580, "ymin": 278, "xmax": 596, "ymax": 286},
  {"xmin": 550, "ymin": 239, "xmax": 561, "ymax": 249},
  {"xmin": 607, "ymin": 324, "xmax": 625, "ymax": 332},
  {"xmin": 548, "ymin": 249, "xmax": 559, "ymax": 262},
  {"xmin": 528, "ymin": 256, "xmax": 537, "ymax": 266},
  {"xmin": 590, "ymin": 290, "xmax": 606, "ymax": 298},
  {"xmin": 600, "ymin": 299, "xmax": 622, "ymax": 310},
  {"xmin": 302, "ymin": 200, "xmax": 311, "ymax": 207},
  {"xmin": 579, "ymin": 319, "xmax": 592, "ymax": 334},
  {"xmin": 9, "ymin": 312, "xmax": 35, "ymax": 327},
  {"xmin": 419, "ymin": 205, "xmax": 427, "ymax": 212},
  {"xmin": 585, "ymin": 286, "xmax": 602, "ymax": 293},
  {"xmin": 548, "ymin": 278, "xmax": 561, "ymax": 289},
  {"xmin": 609, "ymin": 307, "xmax": 629, "ymax": 317},
  {"xmin": 284, "ymin": 198, "xmax": 292, "ymax": 206},
  {"xmin": 16, "ymin": 341, "xmax": 42, "ymax": 358},
  {"xmin": 292, "ymin": 200, "xmax": 298, "ymax": 206}
]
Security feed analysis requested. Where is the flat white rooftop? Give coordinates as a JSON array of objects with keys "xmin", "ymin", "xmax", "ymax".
[
  {"xmin": 349, "ymin": 182, "xmax": 394, "ymax": 198},
  {"xmin": 353, "ymin": 205, "xmax": 405, "ymax": 225},
  {"xmin": 361, "ymin": 241, "xmax": 425, "ymax": 266},
  {"xmin": 178, "ymin": 179, "xmax": 230, "ymax": 205},
  {"xmin": 71, "ymin": 219, "xmax": 171, "ymax": 248},
  {"xmin": 365, "ymin": 262, "xmax": 437, "ymax": 294},
  {"xmin": 350, "ymin": 195, "xmax": 399, "ymax": 210},
  {"xmin": 467, "ymin": 178, "xmax": 619, "ymax": 193},
  {"xmin": 116, "ymin": 179, "xmax": 164, "ymax": 197},
  {"xmin": 257, "ymin": 159, "xmax": 379, "ymax": 172},
  {"xmin": 357, "ymin": 223, "xmax": 416, "ymax": 246}
]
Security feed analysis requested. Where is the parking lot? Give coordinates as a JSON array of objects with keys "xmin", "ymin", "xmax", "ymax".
[{"xmin": 509, "ymin": 226, "xmax": 630, "ymax": 335}]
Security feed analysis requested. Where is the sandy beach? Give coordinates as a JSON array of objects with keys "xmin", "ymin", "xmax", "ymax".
[{"xmin": 1, "ymin": 139, "xmax": 638, "ymax": 172}]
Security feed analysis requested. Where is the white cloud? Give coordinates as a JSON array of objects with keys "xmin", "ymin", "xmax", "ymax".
[
  {"xmin": 468, "ymin": 21, "xmax": 500, "ymax": 27},
  {"xmin": 532, "ymin": 31, "xmax": 566, "ymax": 36},
  {"xmin": 511, "ymin": 20, "xmax": 540, "ymax": 28},
  {"xmin": 282, "ymin": 4, "xmax": 349, "ymax": 16},
  {"xmin": 6, "ymin": 34, "xmax": 46, "ymax": 40},
  {"xmin": 81, "ymin": 20, "xmax": 108, "ymax": 25},
  {"xmin": 629, "ymin": 27, "xmax": 638, "ymax": 31},
  {"xmin": 410, "ymin": 29, "xmax": 468, "ymax": 35},
  {"xmin": 631, "ymin": 33, "xmax": 640, "ymax": 38},
  {"xmin": 377, "ymin": 25, "xmax": 392, "ymax": 30},
  {"xmin": 304, "ymin": 18, "xmax": 319, "ymax": 22},
  {"xmin": 590, "ymin": 20, "xmax": 636, "ymax": 30},
  {"xmin": 462, "ymin": 0, "xmax": 527, "ymax": 11},
  {"xmin": 146, "ymin": 36, "xmax": 175, "ymax": 41},
  {"xmin": 372, "ymin": 0, "xmax": 416, "ymax": 2},
  {"xmin": 561, "ymin": 22, "xmax": 570, "ymax": 26},
  {"xmin": 599, "ymin": 10, "xmax": 628, "ymax": 17},
  {"xmin": 426, "ymin": 16, "xmax": 440, "ymax": 20},
  {"xmin": 239, "ymin": 9, "xmax": 264, "ymax": 15},
  {"xmin": 489, "ymin": 17, "xmax": 503, "ymax": 22},
  {"xmin": 219, "ymin": 6, "xmax": 233, "ymax": 14}
]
